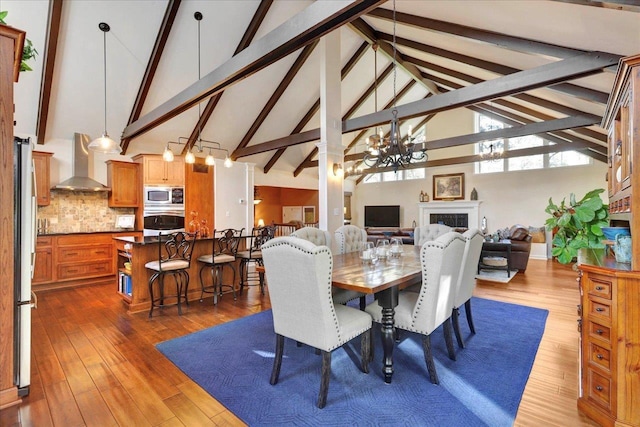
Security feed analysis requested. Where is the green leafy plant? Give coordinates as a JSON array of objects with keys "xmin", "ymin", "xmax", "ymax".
[
  {"xmin": 545, "ymin": 189, "xmax": 609, "ymax": 264},
  {"xmin": 0, "ymin": 11, "xmax": 38, "ymax": 72}
]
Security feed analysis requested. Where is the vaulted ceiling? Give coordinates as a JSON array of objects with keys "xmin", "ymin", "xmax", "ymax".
[{"xmin": 16, "ymin": 0, "xmax": 640, "ymax": 182}]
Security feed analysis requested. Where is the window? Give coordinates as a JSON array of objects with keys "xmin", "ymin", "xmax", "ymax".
[
  {"xmin": 475, "ymin": 112, "xmax": 590, "ymax": 173},
  {"xmin": 362, "ymin": 167, "xmax": 425, "ymax": 183}
]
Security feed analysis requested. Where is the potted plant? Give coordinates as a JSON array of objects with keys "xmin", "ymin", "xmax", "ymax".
[
  {"xmin": 545, "ymin": 188, "xmax": 609, "ymax": 265},
  {"xmin": 0, "ymin": 11, "xmax": 38, "ymax": 71}
]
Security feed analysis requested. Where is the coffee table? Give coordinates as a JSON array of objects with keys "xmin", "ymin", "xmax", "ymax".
[{"xmin": 478, "ymin": 239, "xmax": 512, "ymax": 277}]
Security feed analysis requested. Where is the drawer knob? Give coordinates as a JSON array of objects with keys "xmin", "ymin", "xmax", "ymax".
[
  {"xmin": 596, "ymin": 385, "xmax": 603, "ymax": 391},
  {"xmin": 596, "ymin": 329, "xmax": 604, "ymax": 335},
  {"xmin": 595, "ymin": 286, "xmax": 604, "ymax": 291},
  {"xmin": 596, "ymin": 307, "xmax": 605, "ymax": 312},
  {"xmin": 596, "ymin": 354, "xmax": 604, "ymax": 360}
]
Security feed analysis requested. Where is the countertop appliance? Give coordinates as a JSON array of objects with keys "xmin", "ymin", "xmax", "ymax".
[
  {"xmin": 14, "ymin": 136, "xmax": 36, "ymax": 396},
  {"xmin": 144, "ymin": 186, "xmax": 184, "ymax": 208}
]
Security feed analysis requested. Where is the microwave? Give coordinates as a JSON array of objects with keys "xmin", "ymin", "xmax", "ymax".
[{"xmin": 144, "ymin": 186, "xmax": 184, "ymax": 207}]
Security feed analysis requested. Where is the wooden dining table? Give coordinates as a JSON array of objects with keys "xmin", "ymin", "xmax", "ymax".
[{"xmin": 331, "ymin": 246, "xmax": 423, "ymax": 383}]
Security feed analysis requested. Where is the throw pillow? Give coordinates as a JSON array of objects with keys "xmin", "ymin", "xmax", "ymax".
[
  {"xmin": 509, "ymin": 226, "xmax": 529, "ymax": 241},
  {"xmin": 497, "ymin": 227, "xmax": 511, "ymax": 240}
]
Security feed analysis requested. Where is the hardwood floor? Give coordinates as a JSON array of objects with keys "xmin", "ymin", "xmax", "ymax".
[{"xmin": 0, "ymin": 259, "xmax": 599, "ymax": 426}]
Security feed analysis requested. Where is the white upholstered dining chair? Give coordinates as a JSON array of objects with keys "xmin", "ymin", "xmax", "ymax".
[
  {"xmin": 413, "ymin": 224, "xmax": 452, "ymax": 247},
  {"xmin": 291, "ymin": 226, "xmax": 331, "ymax": 248},
  {"xmin": 452, "ymin": 228, "xmax": 484, "ymax": 349},
  {"xmin": 333, "ymin": 225, "xmax": 368, "ymax": 308},
  {"xmin": 261, "ymin": 237, "xmax": 372, "ymax": 408},
  {"xmin": 365, "ymin": 231, "xmax": 466, "ymax": 384}
]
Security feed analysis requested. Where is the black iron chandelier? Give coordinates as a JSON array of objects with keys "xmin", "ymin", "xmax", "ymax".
[{"xmin": 361, "ymin": 0, "xmax": 427, "ymax": 173}]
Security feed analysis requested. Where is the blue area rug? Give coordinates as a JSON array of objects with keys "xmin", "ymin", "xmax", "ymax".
[{"xmin": 156, "ymin": 298, "xmax": 548, "ymax": 426}]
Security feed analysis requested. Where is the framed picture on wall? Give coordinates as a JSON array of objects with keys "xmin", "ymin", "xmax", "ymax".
[{"xmin": 433, "ymin": 173, "xmax": 465, "ymax": 200}]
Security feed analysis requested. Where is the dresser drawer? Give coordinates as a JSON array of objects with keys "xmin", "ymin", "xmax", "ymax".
[
  {"xmin": 588, "ymin": 342, "xmax": 611, "ymax": 371},
  {"xmin": 588, "ymin": 299, "xmax": 611, "ymax": 321},
  {"xmin": 587, "ymin": 368, "xmax": 612, "ymax": 410},
  {"xmin": 587, "ymin": 275, "xmax": 612, "ymax": 300},
  {"xmin": 58, "ymin": 260, "xmax": 112, "ymax": 280},
  {"xmin": 587, "ymin": 321, "xmax": 611, "ymax": 344}
]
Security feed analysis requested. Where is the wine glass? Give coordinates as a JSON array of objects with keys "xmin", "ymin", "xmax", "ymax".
[
  {"xmin": 361, "ymin": 241, "xmax": 378, "ymax": 264},
  {"xmin": 376, "ymin": 239, "xmax": 390, "ymax": 259},
  {"xmin": 389, "ymin": 238, "xmax": 403, "ymax": 258}
]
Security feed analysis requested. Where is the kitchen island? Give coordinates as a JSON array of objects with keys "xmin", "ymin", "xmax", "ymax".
[{"xmin": 113, "ymin": 235, "xmax": 240, "ymax": 314}]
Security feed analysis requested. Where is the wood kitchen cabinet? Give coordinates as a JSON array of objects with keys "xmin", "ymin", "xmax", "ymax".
[
  {"xmin": 32, "ymin": 151, "xmax": 53, "ymax": 206},
  {"xmin": 32, "ymin": 235, "xmax": 53, "ymax": 284},
  {"xmin": 185, "ymin": 157, "xmax": 214, "ymax": 232},
  {"xmin": 106, "ymin": 160, "xmax": 139, "ymax": 207},
  {"xmin": 133, "ymin": 154, "xmax": 184, "ymax": 186}
]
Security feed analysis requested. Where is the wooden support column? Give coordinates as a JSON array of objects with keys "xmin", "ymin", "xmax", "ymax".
[{"xmin": 317, "ymin": 30, "xmax": 343, "ymax": 235}]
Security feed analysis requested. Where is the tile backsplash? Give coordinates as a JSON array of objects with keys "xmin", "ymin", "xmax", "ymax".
[{"xmin": 37, "ymin": 190, "xmax": 135, "ymax": 234}]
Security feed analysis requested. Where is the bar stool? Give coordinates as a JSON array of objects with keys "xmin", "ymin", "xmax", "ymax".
[
  {"xmin": 145, "ymin": 231, "xmax": 197, "ymax": 318},
  {"xmin": 237, "ymin": 226, "xmax": 275, "ymax": 295},
  {"xmin": 197, "ymin": 228, "xmax": 244, "ymax": 305}
]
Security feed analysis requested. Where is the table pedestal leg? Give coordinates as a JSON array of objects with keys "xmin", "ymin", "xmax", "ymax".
[{"xmin": 377, "ymin": 287, "xmax": 398, "ymax": 384}]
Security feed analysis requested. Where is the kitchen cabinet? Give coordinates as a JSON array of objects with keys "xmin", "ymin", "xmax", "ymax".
[
  {"xmin": 106, "ymin": 160, "xmax": 139, "ymax": 207},
  {"xmin": 32, "ymin": 236, "xmax": 53, "ymax": 284},
  {"xmin": 133, "ymin": 154, "xmax": 184, "ymax": 186},
  {"xmin": 185, "ymin": 157, "xmax": 214, "ymax": 233},
  {"xmin": 32, "ymin": 232, "xmax": 141, "ymax": 291},
  {"xmin": 32, "ymin": 151, "xmax": 53, "ymax": 206},
  {"xmin": 577, "ymin": 265, "xmax": 640, "ymax": 427}
]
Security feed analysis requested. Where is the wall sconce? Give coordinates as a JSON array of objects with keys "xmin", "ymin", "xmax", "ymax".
[
  {"xmin": 333, "ymin": 163, "xmax": 343, "ymax": 177},
  {"xmin": 257, "ymin": 218, "xmax": 265, "ymax": 227}
]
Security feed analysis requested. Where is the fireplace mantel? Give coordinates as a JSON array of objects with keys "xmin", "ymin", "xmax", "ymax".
[{"xmin": 418, "ymin": 201, "xmax": 482, "ymax": 229}]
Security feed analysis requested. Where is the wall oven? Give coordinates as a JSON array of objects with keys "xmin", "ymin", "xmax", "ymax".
[
  {"xmin": 143, "ymin": 208, "xmax": 185, "ymax": 237},
  {"xmin": 144, "ymin": 186, "xmax": 184, "ymax": 208}
]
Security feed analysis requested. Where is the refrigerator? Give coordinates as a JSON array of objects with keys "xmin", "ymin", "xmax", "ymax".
[{"xmin": 14, "ymin": 136, "xmax": 36, "ymax": 396}]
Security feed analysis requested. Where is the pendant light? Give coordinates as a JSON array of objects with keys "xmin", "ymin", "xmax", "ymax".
[{"xmin": 88, "ymin": 22, "xmax": 122, "ymax": 154}]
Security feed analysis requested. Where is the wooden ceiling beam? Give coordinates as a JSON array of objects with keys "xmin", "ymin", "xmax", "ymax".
[
  {"xmin": 231, "ymin": 40, "xmax": 318, "ymax": 158},
  {"xmin": 384, "ymin": 33, "xmax": 609, "ymax": 104},
  {"xmin": 367, "ymin": 8, "xmax": 604, "ymax": 60},
  {"xmin": 122, "ymin": 0, "xmax": 181, "ymax": 153},
  {"xmin": 35, "ymin": 0, "xmax": 63, "ymax": 144},
  {"xmin": 182, "ymin": 0, "xmax": 273, "ymax": 155},
  {"xmin": 349, "ymin": 17, "xmax": 439, "ymax": 94},
  {"xmin": 122, "ymin": 0, "xmax": 386, "ymax": 141},
  {"xmin": 263, "ymin": 41, "xmax": 369, "ymax": 173},
  {"xmin": 344, "ymin": 50, "xmax": 619, "ymax": 135}
]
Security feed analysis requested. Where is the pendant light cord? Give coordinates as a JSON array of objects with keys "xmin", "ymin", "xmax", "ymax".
[
  {"xmin": 102, "ymin": 25, "xmax": 108, "ymax": 135},
  {"xmin": 195, "ymin": 12, "xmax": 203, "ymax": 150},
  {"xmin": 392, "ymin": 0, "xmax": 397, "ymax": 109}
]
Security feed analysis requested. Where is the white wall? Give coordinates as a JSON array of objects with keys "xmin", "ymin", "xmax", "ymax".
[{"xmin": 213, "ymin": 160, "xmax": 254, "ymax": 233}]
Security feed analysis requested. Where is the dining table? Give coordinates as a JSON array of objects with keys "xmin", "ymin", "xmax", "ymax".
[{"xmin": 331, "ymin": 246, "xmax": 423, "ymax": 383}]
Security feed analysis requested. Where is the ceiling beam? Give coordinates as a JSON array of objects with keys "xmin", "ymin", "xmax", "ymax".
[
  {"xmin": 121, "ymin": 0, "xmax": 386, "ymax": 141},
  {"xmin": 263, "ymin": 41, "xmax": 369, "ymax": 173},
  {"xmin": 344, "ymin": 50, "xmax": 619, "ymax": 135},
  {"xmin": 122, "ymin": 0, "xmax": 181, "ymax": 153},
  {"xmin": 348, "ymin": 17, "xmax": 439, "ymax": 94},
  {"xmin": 35, "ymin": 0, "xmax": 63, "ymax": 144},
  {"xmin": 182, "ymin": 0, "xmax": 273, "ymax": 155},
  {"xmin": 368, "ymin": 8, "xmax": 603, "ymax": 60},
  {"xmin": 411, "ymin": 61, "xmax": 607, "ymax": 143},
  {"xmin": 548, "ymin": 0, "xmax": 640, "ymax": 12},
  {"xmin": 384, "ymin": 33, "xmax": 609, "ymax": 104},
  {"xmin": 231, "ymin": 40, "xmax": 318, "ymax": 158}
]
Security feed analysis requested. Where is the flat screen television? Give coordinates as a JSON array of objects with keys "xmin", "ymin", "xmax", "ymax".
[{"xmin": 364, "ymin": 205, "xmax": 400, "ymax": 228}]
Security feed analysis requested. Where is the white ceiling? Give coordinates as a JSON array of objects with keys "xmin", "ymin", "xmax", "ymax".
[{"xmin": 6, "ymin": 0, "xmax": 640, "ymax": 179}]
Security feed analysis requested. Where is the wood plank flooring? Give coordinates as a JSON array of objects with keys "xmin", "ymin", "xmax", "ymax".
[{"xmin": 0, "ymin": 259, "xmax": 599, "ymax": 426}]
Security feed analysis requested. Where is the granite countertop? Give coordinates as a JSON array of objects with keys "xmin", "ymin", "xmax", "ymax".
[
  {"xmin": 38, "ymin": 229, "xmax": 140, "ymax": 237},
  {"xmin": 114, "ymin": 235, "xmax": 214, "ymax": 246}
]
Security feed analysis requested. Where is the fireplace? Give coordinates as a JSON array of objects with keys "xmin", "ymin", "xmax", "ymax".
[{"xmin": 418, "ymin": 201, "xmax": 482, "ymax": 229}]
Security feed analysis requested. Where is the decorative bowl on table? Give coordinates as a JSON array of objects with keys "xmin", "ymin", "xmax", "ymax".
[{"xmin": 601, "ymin": 227, "xmax": 630, "ymax": 241}]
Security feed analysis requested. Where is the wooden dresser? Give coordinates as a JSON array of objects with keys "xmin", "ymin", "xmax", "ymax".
[{"xmin": 577, "ymin": 54, "xmax": 640, "ymax": 427}]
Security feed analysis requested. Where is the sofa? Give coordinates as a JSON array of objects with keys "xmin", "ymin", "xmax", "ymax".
[
  {"xmin": 483, "ymin": 224, "xmax": 532, "ymax": 272},
  {"xmin": 365, "ymin": 227, "xmax": 414, "ymax": 245}
]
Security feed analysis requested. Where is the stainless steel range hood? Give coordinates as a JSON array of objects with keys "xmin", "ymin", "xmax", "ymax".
[{"xmin": 53, "ymin": 133, "xmax": 111, "ymax": 191}]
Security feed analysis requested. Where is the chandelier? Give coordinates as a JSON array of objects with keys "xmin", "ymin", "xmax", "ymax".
[
  {"xmin": 361, "ymin": 0, "xmax": 427, "ymax": 173},
  {"xmin": 480, "ymin": 142, "xmax": 503, "ymax": 162}
]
